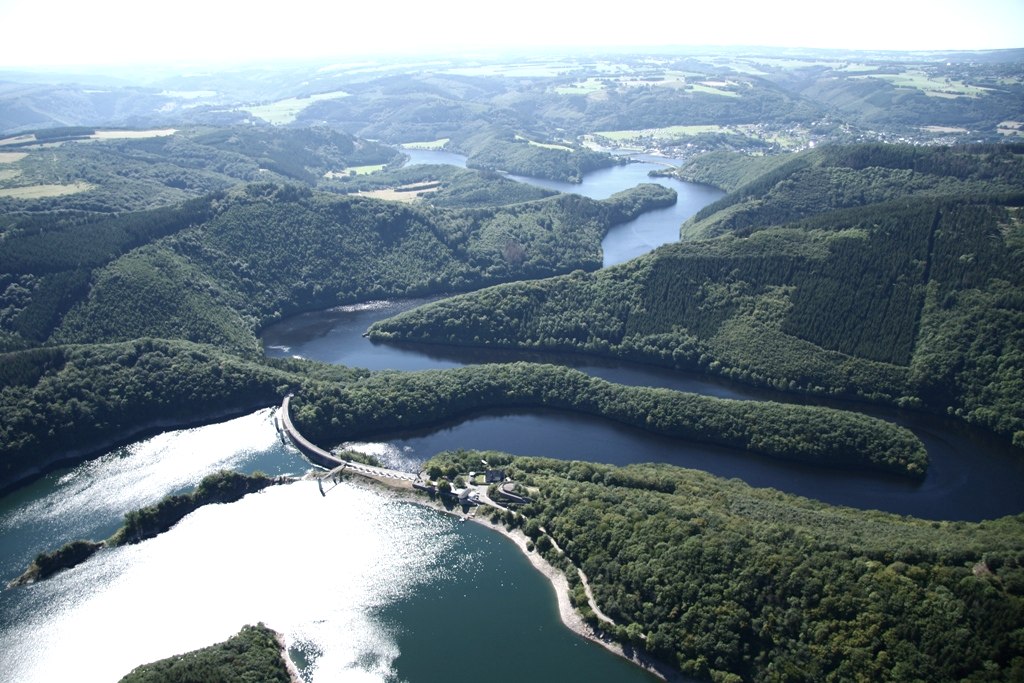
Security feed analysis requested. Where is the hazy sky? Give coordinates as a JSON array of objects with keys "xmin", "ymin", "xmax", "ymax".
[{"xmin": 1, "ymin": 0, "xmax": 1021, "ymax": 69}]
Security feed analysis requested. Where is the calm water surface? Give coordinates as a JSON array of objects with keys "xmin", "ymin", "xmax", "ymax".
[
  {"xmin": 263, "ymin": 301, "xmax": 1024, "ymax": 522},
  {"xmin": 2, "ymin": 157, "xmax": 706, "ymax": 682},
  {"xmin": 6, "ymin": 152, "xmax": 1016, "ymax": 681}
]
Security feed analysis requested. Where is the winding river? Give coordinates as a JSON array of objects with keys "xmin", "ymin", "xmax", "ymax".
[
  {"xmin": 261, "ymin": 299, "xmax": 1024, "ymax": 521},
  {"xmin": 2, "ymin": 150, "xmax": 1021, "ymax": 682}
]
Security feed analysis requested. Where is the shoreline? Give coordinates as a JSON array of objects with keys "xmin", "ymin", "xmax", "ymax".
[
  {"xmin": 465, "ymin": 511, "xmax": 689, "ymax": 683},
  {"xmin": 347, "ymin": 474, "xmax": 688, "ymax": 682},
  {"xmin": 272, "ymin": 629, "xmax": 304, "ymax": 683}
]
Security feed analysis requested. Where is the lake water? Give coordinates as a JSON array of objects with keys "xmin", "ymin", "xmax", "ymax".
[
  {"xmin": 5, "ymin": 151, "xmax": 1020, "ymax": 681},
  {"xmin": 0, "ymin": 412, "xmax": 661, "ymax": 682}
]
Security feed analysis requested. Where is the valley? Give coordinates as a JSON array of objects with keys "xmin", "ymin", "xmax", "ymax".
[{"xmin": 1, "ymin": 45, "xmax": 1023, "ymax": 682}]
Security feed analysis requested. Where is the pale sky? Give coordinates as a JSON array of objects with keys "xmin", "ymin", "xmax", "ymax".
[{"xmin": 1, "ymin": 0, "xmax": 1022, "ymax": 69}]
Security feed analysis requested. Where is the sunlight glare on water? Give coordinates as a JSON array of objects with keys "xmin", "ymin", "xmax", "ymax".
[
  {"xmin": 342, "ymin": 441, "xmax": 421, "ymax": 473},
  {"xmin": 0, "ymin": 409, "xmax": 284, "ymax": 539},
  {"xmin": 0, "ymin": 482, "xmax": 458, "ymax": 682}
]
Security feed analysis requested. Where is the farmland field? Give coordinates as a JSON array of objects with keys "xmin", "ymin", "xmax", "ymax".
[
  {"xmin": 356, "ymin": 182, "xmax": 439, "ymax": 203},
  {"xmin": 243, "ymin": 90, "xmax": 350, "ymax": 125},
  {"xmin": 0, "ymin": 152, "xmax": 27, "ymax": 163},
  {"xmin": 90, "ymin": 129, "xmax": 177, "ymax": 140},
  {"xmin": 0, "ymin": 182, "xmax": 92, "ymax": 198},
  {"xmin": 593, "ymin": 125, "xmax": 728, "ymax": 141},
  {"xmin": 515, "ymin": 134, "xmax": 572, "ymax": 151},
  {"xmin": 998, "ymin": 121, "xmax": 1023, "ymax": 136},
  {"xmin": 854, "ymin": 71, "xmax": 990, "ymax": 98},
  {"xmin": 0, "ymin": 135, "xmax": 34, "ymax": 147}
]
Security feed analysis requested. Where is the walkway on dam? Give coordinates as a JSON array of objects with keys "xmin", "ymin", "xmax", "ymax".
[{"xmin": 277, "ymin": 395, "xmax": 418, "ymax": 484}]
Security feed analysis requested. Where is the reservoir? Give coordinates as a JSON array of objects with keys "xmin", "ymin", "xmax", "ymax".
[
  {"xmin": 403, "ymin": 147, "xmax": 725, "ymax": 266},
  {"xmin": 263, "ymin": 148, "xmax": 1024, "ymax": 521},
  {"xmin": 3, "ymin": 151, "xmax": 1020, "ymax": 681},
  {"xmin": 0, "ymin": 411, "xmax": 658, "ymax": 682}
]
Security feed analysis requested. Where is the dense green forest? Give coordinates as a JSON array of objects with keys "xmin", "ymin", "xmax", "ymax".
[
  {"xmin": 0, "ymin": 339, "xmax": 924, "ymax": 491},
  {"xmin": 0, "ymin": 179, "xmax": 671, "ymax": 353},
  {"xmin": 328, "ymin": 163, "xmax": 558, "ymax": 207},
  {"xmin": 118, "ymin": 623, "xmax": 293, "ymax": 683},
  {"xmin": 670, "ymin": 151, "xmax": 801, "ymax": 193},
  {"xmin": 0, "ymin": 126, "xmax": 399, "ymax": 219},
  {"xmin": 451, "ymin": 124, "xmax": 622, "ymax": 182},
  {"xmin": 0, "ymin": 339, "xmax": 309, "ymax": 490},
  {"xmin": 108, "ymin": 470, "xmax": 284, "ymax": 546},
  {"xmin": 429, "ymin": 449, "xmax": 1024, "ymax": 682},
  {"xmin": 288, "ymin": 362, "xmax": 926, "ymax": 476},
  {"xmin": 369, "ymin": 144, "xmax": 1024, "ymax": 447}
]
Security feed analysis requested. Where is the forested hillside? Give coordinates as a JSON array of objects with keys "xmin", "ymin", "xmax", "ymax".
[
  {"xmin": 0, "ymin": 339, "xmax": 308, "ymax": 490},
  {"xmin": 118, "ymin": 623, "xmax": 293, "ymax": 683},
  {"xmin": 452, "ymin": 125, "xmax": 622, "ymax": 183},
  {"xmin": 3, "ymin": 49, "xmax": 1024, "ymax": 682},
  {"xmin": 47, "ymin": 184, "xmax": 670, "ymax": 352},
  {"xmin": 0, "ymin": 340, "xmax": 926, "ymax": 493},
  {"xmin": 431, "ymin": 450, "xmax": 1024, "ymax": 682},
  {"xmin": 369, "ymin": 144, "xmax": 1024, "ymax": 446},
  {"xmin": 0, "ymin": 126, "xmax": 399, "ymax": 218},
  {"xmin": 0, "ymin": 177, "xmax": 672, "ymax": 354}
]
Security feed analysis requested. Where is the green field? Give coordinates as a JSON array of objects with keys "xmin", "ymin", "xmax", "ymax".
[
  {"xmin": 90, "ymin": 129, "xmax": 177, "ymax": 140},
  {"xmin": 243, "ymin": 90, "xmax": 350, "ymax": 125},
  {"xmin": 0, "ymin": 152, "xmax": 28, "ymax": 163},
  {"xmin": 342, "ymin": 164, "xmax": 386, "ymax": 175},
  {"xmin": 515, "ymin": 134, "xmax": 572, "ymax": 151},
  {"xmin": 854, "ymin": 71, "xmax": 990, "ymax": 98},
  {"xmin": 689, "ymin": 82, "xmax": 740, "ymax": 97},
  {"xmin": 0, "ymin": 182, "xmax": 93, "ymax": 198},
  {"xmin": 554, "ymin": 78, "xmax": 606, "ymax": 95},
  {"xmin": 997, "ymin": 121, "xmax": 1023, "ymax": 136},
  {"xmin": 593, "ymin": 125, "xmax": 727, "ymax": 142},
  {"xmin": 555, "ymin": 72, "xmax": 692, "ymax": 95}
]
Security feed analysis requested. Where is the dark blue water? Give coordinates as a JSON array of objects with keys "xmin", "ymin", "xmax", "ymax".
[{"xmin": 263, "ymin": 299, "xmax": 1024, "ymax": 522}]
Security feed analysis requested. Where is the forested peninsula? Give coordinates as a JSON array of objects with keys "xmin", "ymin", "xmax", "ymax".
[
  {"xmin": 3, "ymin": 179, "xmax": 673, "ymax": 355},
  {"xmin": 117, "ymin": 623, "xmax": 296, "ymax": 683},
  {"xmin": 369, "ymin": 144, "xmax": 1024, "ymax": 447},
  {"xmin": 288, "ymin": 362, "xmax": 927, "ymax": 477},
  {"xmin": 426, "ymin": 449, "xmax": 1024, "ymax": 683}
]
